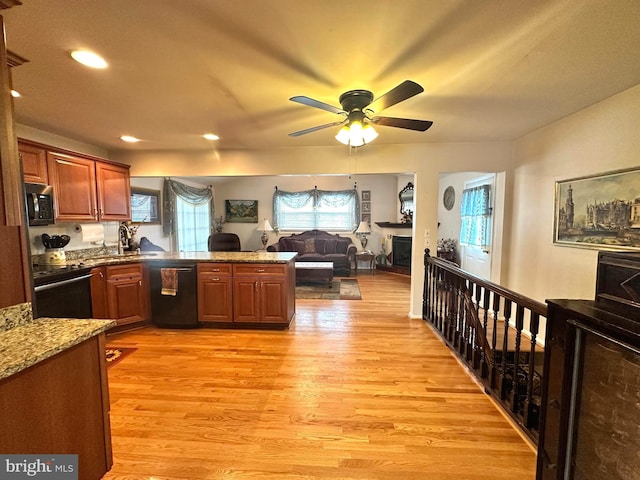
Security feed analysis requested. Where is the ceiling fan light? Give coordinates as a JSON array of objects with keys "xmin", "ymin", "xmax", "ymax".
[
  {"xmin": 348, "ymin": 121, "xmax": 365, "ymax": 147},
  {"xmin": 335, "ymin": 126, "xmax": 351, "ymax": 145},
  {"xmin": 362, "ymin": 124, "xmax": 378, "ymax": 143}
]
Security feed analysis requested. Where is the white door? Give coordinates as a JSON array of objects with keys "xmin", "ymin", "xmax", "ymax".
[{"xmin": 460, "ymin": 175, "xmax": 494, "ymax": 280}]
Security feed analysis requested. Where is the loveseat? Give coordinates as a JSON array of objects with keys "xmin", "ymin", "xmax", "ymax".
[{"xmin": 267, "ymin": 230, "xmax": 357, "ymax": 276}]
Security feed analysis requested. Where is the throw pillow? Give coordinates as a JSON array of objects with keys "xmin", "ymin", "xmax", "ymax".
[
  {"xmin": 314, "ymin": 238, "xmax": 327, "ymax": 254},
  {"xmin": 336, "ymin": 239, "xmax": 349, "ymax": 254},
  {"xmin": 304, "ymin": 238, "xmax": 316, "ymax": 254},
  {"xmin": 324, "ymin": 238, "xmax": 337, "ymax": 253},
  {"xmin": 281, "ymin": 238, "xmax": 293, "ymax": 251},
  {"xmin": 290, "ymin": 240, "xmax": 306, "ymax": 254}
]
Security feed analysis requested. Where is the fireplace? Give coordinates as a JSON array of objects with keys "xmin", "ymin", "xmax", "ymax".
[{"xmin": 392, "ymin": 236, "xmax": 412, "ymax": 270}]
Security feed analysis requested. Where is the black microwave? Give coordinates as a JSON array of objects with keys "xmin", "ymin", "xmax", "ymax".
[{"xmin": 25, "ymin": 183, "xmax": 55, "ymax": 226}]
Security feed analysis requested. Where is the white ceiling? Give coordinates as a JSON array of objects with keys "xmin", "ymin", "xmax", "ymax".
[{"xmin": 4, "ymin": 0, "xmax": 640, "ymax": 152}]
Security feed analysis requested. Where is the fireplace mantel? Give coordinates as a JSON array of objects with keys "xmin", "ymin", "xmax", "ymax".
[{"xmin": 375, "ymin": 222, "xmax": 412, "ymax": 229}]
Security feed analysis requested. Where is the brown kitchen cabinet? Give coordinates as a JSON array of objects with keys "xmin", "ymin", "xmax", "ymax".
[
  {"xmin": 232, "ymin": 263, "xmax": 295, "ymax": 325},
  {"xmin": 104, "ymin": 263, "xmax": 149, "ymax": 327},
  {"xmin": 46, "ymin": 150, "xmax": 130, "ymax": 222},
  {"xmin": 197, "ymin": 263, "xmax": 233, "ymax": 323},
  {"xmin": 19, "ymin": 141, "xmax": 48, "ymax": 184},
  {"xmin": 90, "ymin": 266, "xmax": 108, "ymax": 318}
]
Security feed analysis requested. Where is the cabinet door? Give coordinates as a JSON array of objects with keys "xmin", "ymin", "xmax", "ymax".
[
  {"xmin": 90, "ymin": 267, "xmax": 108, "ymax": 318},
  {"xmin": 19, "ymin": 142, "xmax": 48, "ymax": 184},
  {"xmin": 260, "ymin": 278, "xmax": 288, "ymax": 323},
  {"xmin": 96, "ymin": 162, "xmax": 131, "ymax": 221},
  {"xmin": 106, "ymin": 264, "xmax": 147, "ymax": 326},
  {"xmin": 198, "ymin": 274, "xmax": 233, "ymax": 322},
  {"xmin": 233, "ymin": 278, "xmax": 260, "ymax": 323},
  {"xmin": 47, "ymin": 151, "xmax": 97, "ymax": 222}
]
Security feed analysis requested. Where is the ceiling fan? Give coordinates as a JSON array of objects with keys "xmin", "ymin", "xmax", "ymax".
[{"xmin": 288, "ymin": 80, "xmax": 433, "ymax": 147}]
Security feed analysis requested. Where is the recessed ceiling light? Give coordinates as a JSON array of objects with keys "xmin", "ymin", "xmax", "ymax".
[
  {"xmin": 70, "ymin": 50, "xmax": 108, "ymax": 69},
  {"xmin": 120, "ymin": 135, "xmax": 141, "ymax": 143},
  {"xmin": 10, "ymin": 90, "xmax": 21, "ymax": 98},
  {"xmin": 203, "ymin": 133, "xmax": 219, "ymax": 141}
]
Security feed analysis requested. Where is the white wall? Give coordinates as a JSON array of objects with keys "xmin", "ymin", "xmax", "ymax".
[
  {"xmin": 113, "ymin": 142, "xmax": 515, "ymax": 317},
  {"xmin": 509, "ymin": 83, "xmax": 640, "ymax": 304}
]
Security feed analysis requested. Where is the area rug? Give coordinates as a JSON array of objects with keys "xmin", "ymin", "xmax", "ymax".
[
  {"xmin": 295, "ymin": 278, "xmax": 361, "ymax": 300},
  {"xmin": 105, "ymin": 347, "xmax": 137, "ymax": 368}
]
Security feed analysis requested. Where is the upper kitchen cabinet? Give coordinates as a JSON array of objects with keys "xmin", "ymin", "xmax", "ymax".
[
  {"xmin": 95, "ymin": 161, "xmax": 131, "ymax": 221},
  {"xmin": 47, "ymin": 151, "xmax": 131, "ymax": 222},
  {"xmin": 18, "ymin": 141, "xmax": 48, "ymax": 184}
]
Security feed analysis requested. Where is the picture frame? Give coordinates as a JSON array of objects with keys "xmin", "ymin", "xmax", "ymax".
[
  {"xmin": 361, "ymin": 190, "xmax": 371, "ymax": 201},
  {"xmin": 362, "ymin": 201, "xmax": 371, "ymax": 213},
  {"xmin": 225, "ymin": 200, "xmax": 259, "ymax": 223},
  {"xmin": 554, "ymin": 166, "xmax": 640, "ymax": 250},
  {"xmin": 361, "ymin": 213, "xmax": 371, "ymax": 224},
  {"xmin": 130, "ymin": 187, "xmax": 161, "ymax": 223}
]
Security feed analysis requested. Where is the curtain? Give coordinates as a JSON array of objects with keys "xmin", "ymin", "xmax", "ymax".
[
  {"xmin": 459, "ymin": 185, "xmax": 491, "ymax": 247},
  {"xmin": 162, "ymin": 178, "xmax": 215, "ymax": 236},
  {"xmin": 273, "ymin": 187, "xmax": 360, "ymax": 231}
]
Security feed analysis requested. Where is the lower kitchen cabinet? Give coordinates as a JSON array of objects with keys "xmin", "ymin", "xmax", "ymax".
[
  {"xmin": 91, "ymin": 263, "xmax": 149, "ymax": 327},
  {"xmin": 232, "ymin": 263, "xmax": 295, "ymax": 325},
  {"xmin": 90, "ymin": 266, "xmax": 108, "ymax": 318},
  {"xmin": 197, "ymin": 263, "xmax": 233, "ymax": 323}
]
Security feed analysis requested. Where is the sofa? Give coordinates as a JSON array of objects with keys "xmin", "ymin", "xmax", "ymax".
[{"xmin": 267, "ymin": 230, "xmax": 357, "ymax": 276}]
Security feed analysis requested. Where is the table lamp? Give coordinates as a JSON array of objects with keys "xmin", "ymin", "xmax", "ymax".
[
  {"xmin": 258, "ymin": 219, "xmax": 274, "ymax": 250},
  {"xmin": 355, "ymin": 221, "xmax": 371, "ymax": 250}
]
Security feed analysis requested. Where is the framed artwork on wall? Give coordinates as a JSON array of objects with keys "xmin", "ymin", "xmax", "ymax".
[
  {"xmin": 362, "ymin": 202, "xmax": 371, "ymax": 213},
  {"xmin": 554, "ymin": 166, "xmax": 640, "ymax": 250},
  {"xmin": 362, "ymin": 190, "xmax": 371, "ymax": 201},
  {"xmin": 225, "ymin": 200, "xmax": 259, "ymax": 223},
  {"xmin": 361, "ymin": 214, "xmax": 371, "ymax": 223}
]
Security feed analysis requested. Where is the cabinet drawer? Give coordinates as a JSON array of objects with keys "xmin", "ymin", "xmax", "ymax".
[
  {"xmin": 233, "ymin": 264, "xmax": 286, "ymax": 276},
  {"xmin": 106, "ymin": 263, "xmax": 144, "ymax": 281},
  {"xmin": 198, "ymin": 263, "xmax": 232, "ymax": 275}
]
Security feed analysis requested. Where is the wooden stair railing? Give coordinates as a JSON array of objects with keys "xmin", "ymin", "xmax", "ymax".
[{"xmin": 422, "ymin": 249, "xmax": 547, "ymax": 444}]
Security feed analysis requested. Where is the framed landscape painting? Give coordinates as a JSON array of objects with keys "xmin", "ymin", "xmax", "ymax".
[
  {"xmin": 225, "ymin": 200, "xmax": 258, "ymax": 223},
  {"xmin": 554, "ymin": 166, "xmax": 640, "ymax": 250}
]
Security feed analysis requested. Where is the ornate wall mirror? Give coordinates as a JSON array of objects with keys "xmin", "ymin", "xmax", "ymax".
[
  {"xmin": 399, "ymin": 182, "xmax": 414, "ymax": 218},
  {"xmin": 130, "ymin": 187, "xmax": 161, "ymax": 223}
]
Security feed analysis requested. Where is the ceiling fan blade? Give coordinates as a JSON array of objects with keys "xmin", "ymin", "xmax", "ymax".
[
  {"xmin": 290, "ymin": 96, "xmax": 345, "ymax": 115},
  {"xmin": 368, "ymin": 80, "xmax": 424, "ymax": 113},
  {"xmin": 371, "ymin": 116, "xmax": 433, "ymax": 132},
  {"xmin": 288, "ymin": 121, "xmax": 346, "ymax": 137}
]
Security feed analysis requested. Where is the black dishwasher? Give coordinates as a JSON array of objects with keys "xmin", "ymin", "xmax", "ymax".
[{"xmin": 149, "ymin": 263, "xmax": 200, "ymax": 328}]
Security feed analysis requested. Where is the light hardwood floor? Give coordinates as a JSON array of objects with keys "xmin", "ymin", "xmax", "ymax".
[{"xmin": 103, "ymin": 271, "xmax": 536, "ymax": 480}]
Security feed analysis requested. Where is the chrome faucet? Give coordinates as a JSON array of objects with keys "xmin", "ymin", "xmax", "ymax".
[{"xmin": 118, "ymin": 222, "xmax": 131, "ymax": 254}]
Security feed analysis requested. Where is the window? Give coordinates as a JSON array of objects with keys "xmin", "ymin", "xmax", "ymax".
[
  {"xmin": 162, "ymin": 178, "xmax": 214, "ymax": 251},
  {"xmin": 273, "ymin": 188, "xmax": 359, "ymax": 231},
  {"xmin": 176, "ymin": 196, "xmax": 210, "ymax": 251},
  {"xmin": 459, "ymin": 185, "xmax": 492, "ymax": 247}
]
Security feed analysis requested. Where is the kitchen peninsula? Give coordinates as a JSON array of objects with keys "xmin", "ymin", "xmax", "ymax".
[{"xmin": 54, "ymin": 251, "xmax": 298, "ymax": 330}]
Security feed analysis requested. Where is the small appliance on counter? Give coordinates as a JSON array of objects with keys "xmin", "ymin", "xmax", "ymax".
[{"xmin": 41, "ymin": 233, "xmax": 71, "ymax": 264}]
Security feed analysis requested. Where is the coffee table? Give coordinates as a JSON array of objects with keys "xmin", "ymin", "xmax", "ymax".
[{"xmin": 295, "ymin": 261, "xmax": 334, "ymax": 286}]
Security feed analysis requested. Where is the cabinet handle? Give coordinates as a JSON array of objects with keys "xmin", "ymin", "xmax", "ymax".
[
  {"xmin": 100, "ymin": 208, "xmax": 104, "ymax": 217},
  {"xmin": 212, "ymin": 277, "xmax": 220, "ymax": 281},
  {"xmin": 139, "ymin": 280, "xmax": 142, "ymax": 287},
  {"xmin": 256, "ymin": 268, "xmax": 265, "ymax": 273},
  {"xmin": 212, "ymin": 268, "xmax": 220, "ymax": 272}
]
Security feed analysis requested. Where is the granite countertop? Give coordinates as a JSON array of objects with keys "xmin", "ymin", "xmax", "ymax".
[
  {"xmin": 79, "ymin": 250, "xmax": 298, "ymax": 267},
  {"xmin": 0, "ymin": 307, "xmax": 116, "ymax": 381}
]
